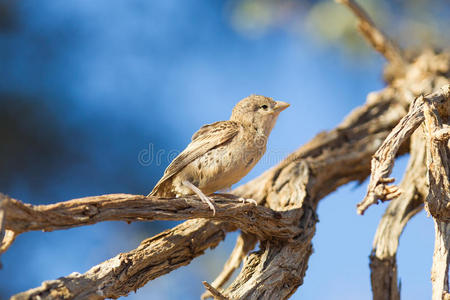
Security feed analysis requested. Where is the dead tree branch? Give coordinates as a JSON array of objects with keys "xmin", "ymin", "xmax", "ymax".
[
  {"xmin": 431, "ymin": 221, "xmax": 450, "ymax": 300},
  {"xmin": 335, "ymin": 0, "xmax": 406, "ymax": 66},
  {"xmin": 201, "ymin": 232, "xmax": 257, "ymax": 300},
  {"xmin": 202, "ymin": 281, "xmax": 229, "ymax": 300},
  {"xmin": 423, "ymin": 95, "xmax": 450, "ymax": 300},
  {"xmin": 12, "ymin": 219, "xmax": 233, "ymax": 300},
  {"xmin": 369, "ymin": 131, "xmax": 427, "ymax": 300},
  {"xmin": 423, "ymin": 97, "xmax": 450, "ymax": 220},
  {"xmin": 0, "ymin": 193, "xmax": 301, "ymax": 243},
  {"xmin": 358, "ymin": 84, "xmax": 450, "ymax": 215}
]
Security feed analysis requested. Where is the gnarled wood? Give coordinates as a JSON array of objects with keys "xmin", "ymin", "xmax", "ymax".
[
  {"xmin": 0, "ymin": 193, "xmax": 300, "ymax": 241},
  {"xmin": 12, "ymin": 219, "xmax": 233, "ymax": 300},
  {"xmin": 423, "ymin": 94, "xmax": 450, "ymax": 300},
  {"xmin": 201, "ymin": 232, "xmax": 257, "ymax": 300},
  {"xmin": 359, "ymin": 84, "xmax": 450, "ymax": 215},
  {"xmin": 370, "ymin": 131, "xmax": 427, "ymax": 300}
]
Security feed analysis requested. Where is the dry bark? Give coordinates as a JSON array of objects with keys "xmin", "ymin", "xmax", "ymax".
[
  {"xmin": 363, "ymin": 84, "xmax": 449, "ymax": 300},
  {"xmin": 202, "ymin": 281, "xmax": 229, "ymax": 300},
  {"xmin": 201, "ymin": 232, "xmax": 257, "ymax": 300},
  {"xmin": 369, "ymin": 131, "xmax": 426, "ymax": 300},
  {"xmin": 12, "ymin": 219, "xmax": 233, "ymax": 300},
  {"xmin": 0, "ymin": 193, "xmax": 300, "ymax": 241},
  {"xmin": 431, "ymin": 221, "xmax": 450, "ymax": 300},
  {"xmin": 359, "ymin": 84, "xmax": 450, "ymax": 215},
  {"xmin": 423, "ymin": 95, "xmax": 450, "ymax": 300}
]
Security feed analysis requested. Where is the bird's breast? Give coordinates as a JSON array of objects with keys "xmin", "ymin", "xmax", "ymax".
[
  {"xmin": 172, "ymin": 130, "xmax": 268, "ymax": 195},
  {"xmin": 197, "ymin": 133, "xmax": 266, "ymax": 192}
]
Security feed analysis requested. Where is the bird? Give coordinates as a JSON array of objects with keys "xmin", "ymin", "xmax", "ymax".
[{"xmin": 148, "ymin": 95, "xmax": 290, "ymax": 214}]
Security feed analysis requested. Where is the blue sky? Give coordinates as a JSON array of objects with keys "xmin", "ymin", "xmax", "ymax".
[{"xmin": 0, "ymin": 1, "xmax": 435, "ymax": 299}]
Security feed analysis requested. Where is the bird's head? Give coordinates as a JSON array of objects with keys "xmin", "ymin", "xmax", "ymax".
[{"xmin": 230, "ymin": 95, "xmax": 289, "ymax": 136}]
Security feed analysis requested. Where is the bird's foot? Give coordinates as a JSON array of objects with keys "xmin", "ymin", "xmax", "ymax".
[
  {"xmin": 239, "ymin": 197, "xmax": 257, "ymax": 205},
  {"xmin": 182, "ymin": 180, "xmax": 216, "ymax": 215},
  {"xmin": 200, "ymin": 195, "xmax": 216, "ymax": 215}
]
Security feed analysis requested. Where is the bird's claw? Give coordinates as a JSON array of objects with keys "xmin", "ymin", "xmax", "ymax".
[
  {"xmin": 239, "ymin": 197, "xmax": 257, "ymax": 205},
  {"xmin": 182, "ymin": 180, "xmax": 216, "ymax": 215},
  {"xmin": 201, "ymin": 196, "xmax": 216, "ymax": 216}
]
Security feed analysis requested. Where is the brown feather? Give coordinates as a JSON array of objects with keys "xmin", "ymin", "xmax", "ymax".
[{"xmin": 149, "ymin": 121, "xmax": 240, "ymax": 196}]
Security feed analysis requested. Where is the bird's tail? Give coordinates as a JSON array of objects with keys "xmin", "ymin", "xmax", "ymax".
[{"xmin": 147, "ymin": 179, "xmax": 174, "ymax": 197}]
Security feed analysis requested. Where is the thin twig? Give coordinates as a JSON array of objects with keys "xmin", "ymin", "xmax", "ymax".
[
  {"xmin": 201, "ymin": 232, "xmax": 257, "ymax": 300},
  {"xmin": 336, "ymin": 0, "xmax": 405, "ymax": 65},
  {"xmin": 202, "ymin": 282, "xmax": 229, "ymax": 300}
]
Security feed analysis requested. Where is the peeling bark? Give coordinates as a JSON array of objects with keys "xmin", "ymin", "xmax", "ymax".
[
  {"xmin": 423, "ymin": 94, "xmax": 450, "ymax": 300},
  {"xmin": 0, "ymin": 193, "xmax": 300, "ymax": 241},
  {"xmin": 359, "ymin": 84, "xmax": 450, "ymax": 215},
  {"xmin": 201, "ymin": 232, "xmax": 257, "ymax": 300},
  {"xmin": 12, "ymin": 219, "xmax": 232, "ymax": 300},
  {"xmin": 370, "ymin": 131, "xmax": 427, "ymax": 300}
]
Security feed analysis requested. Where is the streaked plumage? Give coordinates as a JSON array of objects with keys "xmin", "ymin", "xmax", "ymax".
[{"xmin": 149, "ymin": 95, "xmax": 289, "ymax": 213}]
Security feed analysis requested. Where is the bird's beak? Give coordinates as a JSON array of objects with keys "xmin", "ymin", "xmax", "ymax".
[{"xmin": 273, "ymin": 101, "xmax": 290, "ymax": 113}]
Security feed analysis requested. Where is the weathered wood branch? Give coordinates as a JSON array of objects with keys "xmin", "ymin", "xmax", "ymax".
[
  {"xmin": 0, "ymin": 193, "xmax": 301, "ymax": 242},
  {"xmin": 423, "ymin": 94, "xmax": 450, "ymax": 300},
  {"xmin": 431, "ymin": 220, "xmax": 450, "ymax": 300},
  {"xmin": 369, "ymin": 131, "xmax": 426, "ymax": 300},
  {"xmin": 221, "ymin": 26, "xmax": 449, "ymax": 300},
  {"xmin": 12, "ymin": 219, "xmax": 233, "ymax": 300},
  {"xmin": 220, "ymin": 70, "xmax": 438, "ymax": 298},
  {"xmin": 358, "ymin": 84, "xmax": 450, "ymax": 215},
  {"xmin": 335, "ymin": 0, "xmax": 406, "ymax": 66},
  {"xmin": 431, "ymin": 221, "xmax": 450, "ymax": 300},
  {"xmin": 201, "ymin": 232, "xmax": 257, "ymax": 300},
  {"xmin": 423, "ymin": 96, "xmax": 450, "ymax": 220},
  {"xmin": 202, "ymin": 281, "xmax": 229, "ymax": 300}
]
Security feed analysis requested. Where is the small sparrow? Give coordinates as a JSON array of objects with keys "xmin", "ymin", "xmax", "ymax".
[{"xmin": 148, "ymin": 95, "xmax": 289, "ymax": 214}]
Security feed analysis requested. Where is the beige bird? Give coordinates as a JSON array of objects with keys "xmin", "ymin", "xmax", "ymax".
[{"xmin": 148, "ymin": 95, "xmax": 289, "ymax": 214}]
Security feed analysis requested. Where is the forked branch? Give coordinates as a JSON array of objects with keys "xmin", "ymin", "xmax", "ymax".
[
  {"xmin": 358, "ymin": 85, "xmax": 450, "ymax": 215},
  {"xmin": 12, "ymin": 219, "xmax": 233, "ymax": 300},
  {"xmin": 369, "ymin": 131, "xmax": 426, "ymax": 300},
  {"xmin": 201, "ymin": 232, "xmax": 257, "ymax": 300}
]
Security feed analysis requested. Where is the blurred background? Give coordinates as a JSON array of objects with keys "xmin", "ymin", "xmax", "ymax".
[{"xmin": 0, "ymin": 0, "xmax": 449, "ymax": 299}]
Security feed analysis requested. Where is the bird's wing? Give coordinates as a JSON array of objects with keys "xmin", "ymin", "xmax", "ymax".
[{"xmin": 149, "ymin": 121, "xmax": 240, "ymax": 196}]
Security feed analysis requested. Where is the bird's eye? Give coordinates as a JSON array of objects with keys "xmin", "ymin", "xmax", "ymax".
[{"xmin": 260, "ymin": 105, "xmax": 268, "ymax": 110}]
